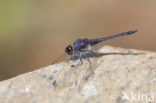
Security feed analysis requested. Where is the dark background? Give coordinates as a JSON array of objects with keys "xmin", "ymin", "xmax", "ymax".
[{"xmin": 0, "ymin": 0, "xmax": 156, "ymax": 81}]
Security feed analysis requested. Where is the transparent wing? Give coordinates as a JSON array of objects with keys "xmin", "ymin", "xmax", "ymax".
[{"xmin": 51, "ymin": 53, "xmax": 69, "ymax": 64}]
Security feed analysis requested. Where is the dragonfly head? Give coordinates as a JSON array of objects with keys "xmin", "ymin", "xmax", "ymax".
[{"xmin": 65, "ymin": 45, "xmax": 73, "ymax": 55}]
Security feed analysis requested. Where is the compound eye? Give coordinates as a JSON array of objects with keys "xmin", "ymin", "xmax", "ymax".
[{"xmin": 65, "ymin": 45, "xmax": 73, "ymax": 55}]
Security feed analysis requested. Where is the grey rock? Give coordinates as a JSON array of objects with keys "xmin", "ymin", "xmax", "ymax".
[{"xmin": 0, "ymin": 46, "xmax": 156, "ymax": 103}]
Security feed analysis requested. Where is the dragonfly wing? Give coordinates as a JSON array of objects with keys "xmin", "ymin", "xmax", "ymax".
[{"xmin": 51, "ymin": 53, "xmax": 69, "ymax": 64}]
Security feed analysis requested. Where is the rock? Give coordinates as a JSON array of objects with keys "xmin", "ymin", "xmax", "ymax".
[{"xmin": 0, "ymin": 45, "xmax": 156, "ymax": 103}]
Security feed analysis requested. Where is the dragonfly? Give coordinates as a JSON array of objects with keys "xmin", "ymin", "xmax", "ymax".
[
  {"xmin": 52, "ymin": 30, "xmax": 137, "ymax": 64},
  {"xmin": 65, "ymin": 30, "xmax": 137, "ymax": 59}
]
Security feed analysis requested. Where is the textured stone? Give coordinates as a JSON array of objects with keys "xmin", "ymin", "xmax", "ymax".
[{"xmin": 0, "ymin": 46, "xmax": 156, "ymax": 103}]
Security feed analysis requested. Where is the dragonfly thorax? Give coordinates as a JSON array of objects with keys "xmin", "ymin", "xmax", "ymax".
[{"xmin": 73, "ymin": 39, "xmax": 89, "ymax": 51}]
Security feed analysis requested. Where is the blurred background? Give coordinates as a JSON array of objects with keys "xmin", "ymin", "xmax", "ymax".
[{"xmin": 0, "ymin": 0, "xmax": 156, "ymax": 81}]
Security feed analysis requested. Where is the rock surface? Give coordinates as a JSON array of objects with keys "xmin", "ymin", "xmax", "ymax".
[{"xmin": 0, "ymin": 46, "xmax": 156, "ymax": 103}]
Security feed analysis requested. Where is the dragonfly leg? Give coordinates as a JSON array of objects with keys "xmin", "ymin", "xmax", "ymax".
[{"xmin": 71, "ymin": 57, "xmax": 84, "ymax": 68}]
